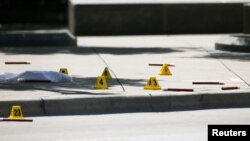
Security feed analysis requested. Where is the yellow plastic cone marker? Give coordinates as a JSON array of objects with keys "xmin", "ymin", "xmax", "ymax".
[
  {"xmin": 101, "ymin": 67, "xmax": 112, "ymax": 80},
  {"xmin": 9, "ymin": 105, "xmax": 24, "ymax": 119},
  {"xmin": 144, "ymin": 77, "xmax": 161, "ymax": 90},
  {"xmin": 94, "ymin": 76, "xmax": 108, "ymax": 89},
  {"xmin": 59, "ymin": 68, "xmax": 68, "ymax": 74},
  {"xmin": 159, "ymin": 64, "xmax": 172, "ymax": 75}
]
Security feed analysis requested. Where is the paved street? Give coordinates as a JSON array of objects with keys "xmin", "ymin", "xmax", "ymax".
[{"xmin": 0, "ymin": 108, "xmax": 250, "ymax": 141}]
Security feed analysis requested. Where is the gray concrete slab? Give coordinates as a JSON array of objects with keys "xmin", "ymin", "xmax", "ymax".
[
  {"xmin": 0, "ymin": 34, "xmax": 250, "ymax": 116},
  {"xmin": 80, "ymin": 34, "xmax": 250, "ymax": 89}
]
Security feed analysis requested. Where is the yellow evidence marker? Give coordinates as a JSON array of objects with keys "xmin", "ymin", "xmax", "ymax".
[
  {"xmin": 94, "ymin": 76, "xmax": 108, "ymax": 89},
  {"xmin": 144, "ymin": 77, "xmax": 161, "ymax": 90},
  {"xmin": 9, "ymin": 105, "xmax": 24, "ymax": 119},
  {"xmin": 59, "ymin": 68, "xmax": 68, "ymax": 74},
  {"xmin": 101, "ymin": 67, "xmax": 112, "ymax": 80},
  {"xmin": 159, "ymin": 64, "xmax": 172, "ymax": 75}
]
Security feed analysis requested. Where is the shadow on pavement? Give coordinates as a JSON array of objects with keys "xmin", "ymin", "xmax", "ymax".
[
  {"xmin": 0, "ymin": 46, "xmax": 183, "ymax": 55},
  {"xmin": 0, "ymin": 77, "xmax": 146, "ymax": 95},
  {"xmin": 191, "ymin": 51, "xmax": 250, "ymax": 61}
]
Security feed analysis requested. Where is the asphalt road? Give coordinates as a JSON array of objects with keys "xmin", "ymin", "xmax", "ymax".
[{"xmin": 0, "ymin": 108, "xmax": 250, "ymax": 141}]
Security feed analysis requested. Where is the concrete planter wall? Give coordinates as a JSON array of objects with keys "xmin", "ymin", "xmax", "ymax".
[{"xmin": 69, "ymin": 1, "xmax": 244, "ymax": 35}]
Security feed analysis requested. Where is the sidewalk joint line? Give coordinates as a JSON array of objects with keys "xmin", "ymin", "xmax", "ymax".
[
  {"xmin": 202, "ymin": 47, "xmax": 250, "ymax": 87},
  {"xmin": 41, "ymin": 98, "xmax": 47, "ymax": 115},
  {"xmin": 90, "ymin": 47, "xmax": 126, "ymax": 92},
  {"xmin": 149, "ymin": 93, "xmax": 153, "ymax": 111}
]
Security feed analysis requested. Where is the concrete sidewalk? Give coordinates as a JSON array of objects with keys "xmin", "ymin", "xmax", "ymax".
[{"xmin": 0, "ymin": 34, "xmax": 250, "ymax": 116}]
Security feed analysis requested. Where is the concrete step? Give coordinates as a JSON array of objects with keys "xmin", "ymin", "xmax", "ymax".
[
  {"xmin": 0, "ymin": 0, "xmax": 67, "ymax": 30},
  {"xmin": 69, "ymin": 0, "xmax": 249, "ymax": 35},
  {"xmin": 215, "ymin": 34, "xmax": 250, "ymax": 52},
  {"xmin": 0, "ymin": 30, "xmax": 77, "ymax": 47}
]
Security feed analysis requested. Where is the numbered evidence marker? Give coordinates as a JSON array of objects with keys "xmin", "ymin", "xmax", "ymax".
[
  {"xmin": 101, "ymin": 67, "xmax": 112, "ymax": 80},
  {"xmin": 9, "ymin": 105, "xmax": 24, "ymax": 119},
  {"xmin": 59, "ymin": 68, "xmax": 68, "ymax": 74},
  {"xmin": 159, "ymin": 64, "xmax": 172, "ymax": 75},
  {"xmin": 94, "ymin": 76, "xmax": 108, "ymax": 89},
  {"xmin": 2, "ymin": 105, "xmax": 33, "ymax": 122},
  {"xmin": 144, "ymin": 77, "xmax": 161, "ymax": 90}
]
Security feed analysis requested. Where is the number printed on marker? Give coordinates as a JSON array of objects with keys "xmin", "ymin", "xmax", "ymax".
[
  {"xmin": 99, "ymin": 79, "xmax": 104, "ymax": 85},
  {"xmin": 154, "ymin": 80, "xmax": 158, "ymax": 86},
  {"xmin": 165, "ymin": 67, "xmax": 168, "ymax": 72},
  {"xmin": 14, "ymin": 109, "xmax": 21, "ymax": 116},
  {"xmin": 148, "ymin": 80, "xmax": 152, "ymax": 85}
]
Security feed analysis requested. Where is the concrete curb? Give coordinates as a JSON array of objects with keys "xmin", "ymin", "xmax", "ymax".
[
  {"xmin": 0, "ymin": 99, "xmax": 44, "ymax": 117},
  {"xmin": 0, "ymin": 91, "xmax": 250, "ymax": 117},
  {"xmin": 215, "ymin": 35, "xmax": 250, "ymax": 52},
  {"xmin": 0, "ymin": 30, "xmax": 77, "ymax": 47}
]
